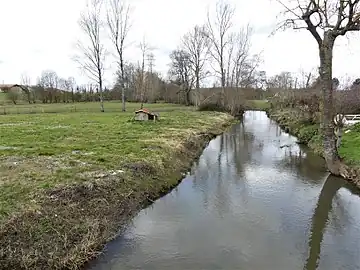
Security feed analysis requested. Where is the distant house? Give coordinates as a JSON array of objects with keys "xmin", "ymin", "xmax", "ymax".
[
  {"xmin": 0, "ymin": 84, "xmax": 23, "ymax": 93},
  {"xmin": 134, "ymin": 108, "xmax": 159, "ymax": 121}
]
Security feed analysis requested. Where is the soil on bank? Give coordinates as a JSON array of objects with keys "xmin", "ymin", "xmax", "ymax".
[
  {"xmin": 266, "ymin": 107, "xmax": 360, "ymax": 186},
  {"xmin": 0, "ymin": 108, "xmax": 235, "ymax": 269}
]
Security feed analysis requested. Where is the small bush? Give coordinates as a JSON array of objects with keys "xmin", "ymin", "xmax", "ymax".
[
  {"xmin": 298, "ymin": 125, "xmax": 319, "ymax": 143},
  {"xmin": 197, "ymin": 91, "xmax": 245, "ymax": 117},
  {"xmin": 197, "ymin": 101, "xmax": 245, "ymax": 117}
]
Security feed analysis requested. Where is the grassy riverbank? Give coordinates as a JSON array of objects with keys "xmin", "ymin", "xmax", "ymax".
[
  {"xmin": 245, "ymin": 99, "xmax": 270, "ymax": 111},
  {"xmin": 0, "ymin": 104, "xmax": 234, "ymax": 269},
  {"xmin": 267, "ymin": 107, "xmax": 360, "ymax": 179}
]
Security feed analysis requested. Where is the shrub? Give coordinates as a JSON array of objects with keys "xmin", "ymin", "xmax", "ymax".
[
  {"xmin": 298, "ymin": 125, "xmax": 319, "ymax": 143},
  {"xmin": 197, "ymin": 101, "xmax": 245, "ymax": 117}
]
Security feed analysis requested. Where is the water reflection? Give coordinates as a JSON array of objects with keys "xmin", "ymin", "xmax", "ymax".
[
  {"xmin": 305, "ymin": 175, "xmax": 360, "ymax": 270},
  {"xmin": 88, "ymin": 111, "xmax": 360, "ymax": 270}
]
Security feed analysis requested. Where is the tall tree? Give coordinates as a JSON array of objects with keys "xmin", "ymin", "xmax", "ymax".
[
  {"xmin": 137, "ymin": 37, "xmax": 151, "ymax": 108},
  {"xmin": 276, "ymin": 0, "xmax": 360, "ymax": 175},
  {"xmin": 75, "ymin": 0, "xmax": 106, "ymax": 112},
  {"xmin": 20, "ymin": 72, "xmax": 33, "ymax": 103},
  {"xmin": 181, "ymin": 25, "xmax": 209, "ymax": 89},
  {"xmin": 106, "ymin": 0, "xmax": 131, "ymax": 111},
  {"xmin": 168, "ymin": 49, "xmax": 194, "ymax": 105},
  {"xmin": 226, "ymin": 25, "xmax": 254, "ymax": 87},
  {"xmin": 205, "ymin": 0, "xmax": 235, "ymax": 90}
]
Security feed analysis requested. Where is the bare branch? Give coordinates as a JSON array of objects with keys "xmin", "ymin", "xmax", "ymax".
[
  {"xmin": 181, "ymin": 25, "xmax": 210, "ymax": 89},
  {"xmin": 275, "ymin": 0, "xmax": 360, "ymax": 41},
  {"xmin": 205, "ymin": 0, "xmax": 235, "ymax": 88},
  {"xmin": 74, "ymin": 0, "xmax": 106, "ymax": 112},
  {"xmin": 106, "ymin": 0, "xmax": 132, "ymax": 110}
]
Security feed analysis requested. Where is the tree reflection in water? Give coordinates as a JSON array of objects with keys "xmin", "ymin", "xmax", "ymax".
[{"xmin": 304, "ymin": 175, "xmax": 360, "ymax": 270}]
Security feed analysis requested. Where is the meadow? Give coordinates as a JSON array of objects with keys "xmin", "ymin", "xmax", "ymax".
[{"xmin": 0, "ymin": 101, "xmax": 234, "ymax": 269}]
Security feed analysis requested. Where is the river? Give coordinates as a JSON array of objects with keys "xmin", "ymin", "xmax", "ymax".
[{"xmin": 88, "ymin": 111, "xmax": 360, "ymax": 270}]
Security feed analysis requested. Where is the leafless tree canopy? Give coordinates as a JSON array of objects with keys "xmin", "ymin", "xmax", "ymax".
[
  {"xmin": 204, "ymin": 0, "xmax": 257, "ymax": 91},
  {"xmin": 106, "ymin": 0, "xmax": 131, "ymax": 111},
  {"xmin": 168, "ymin": 49, "xmax": 194, "ymax": 105},
  {"xmin": 205, "ymin": 0, "xmax": 235, "ymax": 88},
  {"xmin": 137, "ymin": 37, "xmax": 151, "ymax": 108},
  {"xmin": 181, "ymin": 25, "xmax": 210, "ymax": 89},
  {"xmin": 276, "ymin": 0, "xmax": 360, "ymax": 43},
  {"xmin": 75, "ymin": 0, "xmax": 106, "ymax": 112}
]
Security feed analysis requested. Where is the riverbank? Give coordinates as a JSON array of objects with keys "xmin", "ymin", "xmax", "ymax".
[
  {"xmin": 0, "ymin": 106, "xmax": 235, "ymax": 269},
  {"xmin": 245, "ymin": 99, "xmax": 270, "ymax": 111},
  {"xmin": 266, "ymin": 107, "xmax": 360, "ymax": 186}
]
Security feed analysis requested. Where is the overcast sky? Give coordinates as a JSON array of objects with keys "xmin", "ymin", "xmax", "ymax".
[{"xmin": 0, "ymin": 0, "xmax": 360, "ymax": 87}]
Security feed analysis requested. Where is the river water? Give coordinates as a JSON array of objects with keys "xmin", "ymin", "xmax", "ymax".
[{"xmin": 89, "ymin": 111, "xmax": 360, "ymax": 270}]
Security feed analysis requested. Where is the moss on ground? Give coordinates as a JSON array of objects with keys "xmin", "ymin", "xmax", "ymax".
[{"xmin": 0, "ymin": 104, "xmax": 235, "ymax": 269}]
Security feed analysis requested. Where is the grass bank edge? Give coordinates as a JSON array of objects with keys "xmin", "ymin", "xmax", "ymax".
[
  {"xmin": 266, "ymin": 107, "xmax": 360, "ymax": 174},
  {"xmin": 0, "ymin": 112, "xmax": 236, "ymax": 270}
]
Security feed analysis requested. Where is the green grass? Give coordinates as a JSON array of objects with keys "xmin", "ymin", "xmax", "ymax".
[
  {"xmin": 246, "ymin": 99, "xmax": 270, "ymax": 111},
  {"xmin": 0, "ymin": 105, "xmax": 231, "ymax": 218},
  {"xmin": 0, "ymin": 102, "xmax": 234, "ymax": 269},
  {"xmin": 339, "ymin": 123, "xmax": 360, "ymax": 165}
]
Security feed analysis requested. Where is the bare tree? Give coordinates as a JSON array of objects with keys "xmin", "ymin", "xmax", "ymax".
[
  {"xmin": 226, "ymin": 25, "xmax": 254, "ymax": 87},
  {"xmin": 20, "ymin": 72, "xmax": 33, "ymax": 103},
  {"xmin": 106, "ymin": 0, "xmax": 131, "ymax": 111},
  {"xmin": 275, "ymin": 0, "xmax": 360, "ymax": 175},
  {"xmin": 181, "ymin": 25, "xmax": 209, "ymax": 89},
  {"xmin": 205, "ymin": 0, "xmax": 235, "ymax": 90},
  {"xmin": 297, "ymin": 68, "xmax": 317, "ymax": 89},
  {"xmin": 75, "ymin": 0, "xmax": 106, "ymax": 112},
  {"xmin": 267, "ymin": 71, "xmax": 295, "ymax": 89},
  {"xmin": 137, "ymin": 37, "xmax": 151, "ymax": 109},
  {"xmin": 39, "ymin": 70, "xmax": 59, "ymax": 89},
  {"xmin": 37, "ymin": 70, "xmax": 61, "ymax": 103},
  {"xmin": 168, "ymin": 49, "xmax": 194, "ymax": 105}
]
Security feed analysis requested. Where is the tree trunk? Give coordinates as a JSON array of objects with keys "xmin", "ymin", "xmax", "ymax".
[
  {"xmin": 99, "ymin": 79, "xmax": 105, "ymax": 112},
  {"xmin": 319, "ymin": 31, "xmax": 341, "ymax": 175},
  {"xmin": 121, "ymin": 58, "xmax": 126, "ymax": 112},
  {"xmin": 185, "ymin": 90, "xmax": 191, "ymax": 106},
  {"xmin": 195, "ymin": 69, "xmax": 200, "ymax": 89},
  {"xmin": 121, "ymin": 85, "xmax": 126, "ymax": 111}
]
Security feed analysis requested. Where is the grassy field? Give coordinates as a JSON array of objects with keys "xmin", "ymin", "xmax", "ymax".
[
  {"xmin": 245, "ymin": 99, "xmax": 270, "ymax": 111},
  {"xmin": 0, "ymin": 99, "xmax": 269, "ymax": 115},
  {"xmin": 0, "ymin": 100, "xmax": 193, "ymax": 114},
  {"xmin": 0, "ymin": 102, "xmax": 234, "ymax": 269}
]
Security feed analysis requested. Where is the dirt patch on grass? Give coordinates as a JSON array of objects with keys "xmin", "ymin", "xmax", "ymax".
[{"xmin": 0, "ymin": 116, "xmax": 234, "ymax": 269}]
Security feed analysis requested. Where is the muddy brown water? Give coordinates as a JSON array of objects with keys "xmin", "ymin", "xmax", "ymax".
[{"xmin": 88, "ymin": 111, "xmax": 360, "ymax": 270}]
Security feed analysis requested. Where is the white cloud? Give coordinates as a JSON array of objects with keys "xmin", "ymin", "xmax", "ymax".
[{"xmin": 0, "ymin": 0, "xmax": 359, "ymax": 86}]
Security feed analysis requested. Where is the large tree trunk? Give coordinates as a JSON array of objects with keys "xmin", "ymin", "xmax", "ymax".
[
  {"xmin": 185, "ymin": 90, "xmax": 191, "ymax": 106},
  {"xmin": 319, "ymin": 31, "xmax": 341, "ymax": 175}
]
